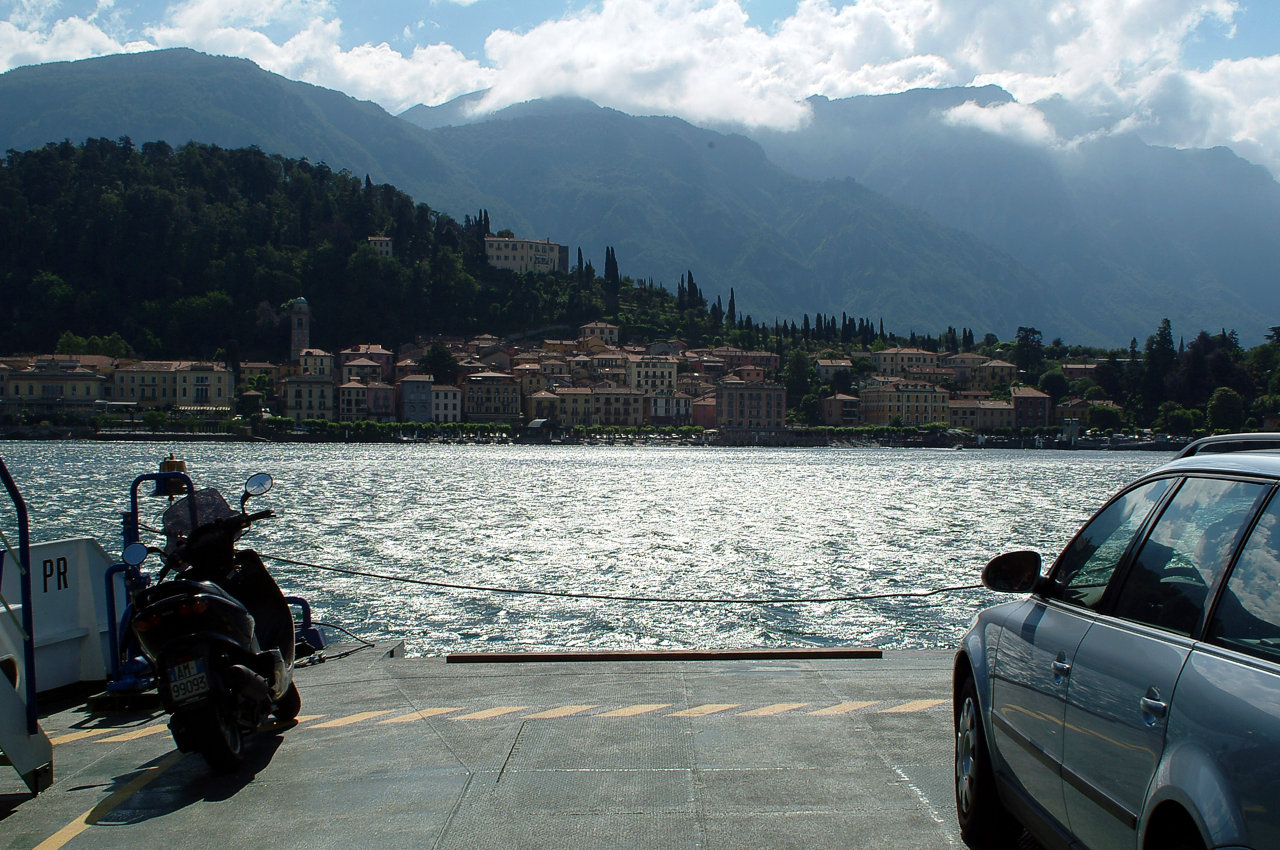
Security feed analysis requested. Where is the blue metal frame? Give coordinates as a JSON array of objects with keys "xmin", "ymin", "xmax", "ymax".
[
  {"xmin": 105, "ymin": 471, "xmax": 196, "ymax": 691},
  {"xmin": 0, "ymin": 455, "xmax": 38, "ymax": 736}
]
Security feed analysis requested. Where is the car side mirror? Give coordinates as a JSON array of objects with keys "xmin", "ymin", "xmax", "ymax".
[{"xmin": 982, "ymin": 550, "xmax": 1042, "ymax": 593}]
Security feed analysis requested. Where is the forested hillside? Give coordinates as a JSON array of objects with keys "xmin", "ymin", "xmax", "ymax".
[{"xmin": 0, "ymin": 138, "xmax": 782, "ymax": 359}]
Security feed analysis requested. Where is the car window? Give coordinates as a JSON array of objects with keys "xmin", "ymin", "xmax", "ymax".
[
  {"xmin": 1208, "ymin": 493, "xmax": 1280, "ymax": 663},
  {"xmin": 1112, "ymin": 478, "xmax": 1266, "ymax": 636},
  {"xmin": 1051, "ymin": 478, "xmax": 1172, "ymax": 610}
]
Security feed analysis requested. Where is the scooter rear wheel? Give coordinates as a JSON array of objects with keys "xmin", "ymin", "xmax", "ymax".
[
  {"xmin": 196, "ymin": 705, "xmax": 245, "ymax": 773},
  {"xmin": 274, "ymin": 682, "xmax": 301, "ymax": 721}
]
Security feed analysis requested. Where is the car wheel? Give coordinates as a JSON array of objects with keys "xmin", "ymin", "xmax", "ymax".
[{"xmin": 955, "ymin": 673, "xmax": 1020, "ymax": 845}]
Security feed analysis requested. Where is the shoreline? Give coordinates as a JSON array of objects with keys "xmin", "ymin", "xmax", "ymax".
[{"xmin": 0, "ymin": 426, "xmax": 1187, "ymax": 451}]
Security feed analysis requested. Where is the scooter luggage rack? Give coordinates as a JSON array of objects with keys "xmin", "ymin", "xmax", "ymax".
[{"xmin": 104, "ymin": 470, "xmax": 197, "ymax": 693}]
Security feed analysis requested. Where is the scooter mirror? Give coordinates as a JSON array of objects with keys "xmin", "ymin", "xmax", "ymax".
[
  {"xmin": 244, "ymin": 472, "xmax": 273, "ymax": 497},
  {"xmin": 122, "ymin": 541, "xmax": 150, "ymax": 567}
]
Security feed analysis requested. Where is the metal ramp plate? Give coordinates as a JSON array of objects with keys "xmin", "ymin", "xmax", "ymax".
[{"xmin": 0, "ymin": 675, "xmax": 52, "ymax": 794}]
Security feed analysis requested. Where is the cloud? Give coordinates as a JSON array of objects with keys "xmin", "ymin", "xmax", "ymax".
[
  {"xmin": 1, "ymin": 0, "xmax": 1278, "ymax": 176},
  {"xmin": 943, "ymin": 99, "xmax": 1057, "ymax": 145}
]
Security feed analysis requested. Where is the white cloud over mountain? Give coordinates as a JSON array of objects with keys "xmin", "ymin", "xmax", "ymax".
[{"xmin": 2, "ymin": 0, "xmax": 1278, "ymax": 177}]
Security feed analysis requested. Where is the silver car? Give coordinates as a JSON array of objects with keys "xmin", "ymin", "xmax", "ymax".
[{"xmin": 954, "ymin": 436, "xmax": 1280, "ymax": 850}]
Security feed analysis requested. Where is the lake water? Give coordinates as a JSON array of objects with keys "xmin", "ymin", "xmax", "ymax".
[{"xmin": 0, "ymin": 441, "xmax": 1168, "ymax": 656}]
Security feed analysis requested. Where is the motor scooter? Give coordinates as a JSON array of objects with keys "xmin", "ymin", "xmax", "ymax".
[{"xmin": 120, "ymin": 471, "xmax": 300, "ymax": 772}]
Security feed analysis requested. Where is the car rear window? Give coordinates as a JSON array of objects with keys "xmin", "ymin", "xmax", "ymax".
[{"xmin": 1209, "ymin": 494, "xmax": 1280, "ymax": 664}]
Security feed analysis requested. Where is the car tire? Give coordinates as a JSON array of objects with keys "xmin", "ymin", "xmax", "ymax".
[{"xmin": 955, "ymin": 673, "xmax": 1020, "ymax": 846}]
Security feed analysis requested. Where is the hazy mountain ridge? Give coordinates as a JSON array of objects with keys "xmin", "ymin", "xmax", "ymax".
[
  {"xmin": 3, "ymin": 49, "xmax": 1276, "ymax": 344},
  {"xmin": 749, "ymin": 89, "xmax": 1280, "ymax": 344}
]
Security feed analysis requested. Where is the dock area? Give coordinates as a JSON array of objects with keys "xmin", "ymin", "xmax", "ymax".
[{"xmin": 2, "ymin": 647, "xmax": 973, "ymax": 849}]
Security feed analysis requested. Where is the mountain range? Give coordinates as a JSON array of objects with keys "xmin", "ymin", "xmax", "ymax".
[{"xmin": 2, "ymin": 48, "xmax": 1278, "ymax": 346}]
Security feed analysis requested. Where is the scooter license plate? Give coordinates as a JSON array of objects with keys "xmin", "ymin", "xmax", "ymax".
[{"xmin": 167, "ymin": 659, "xmax": 210, "ymax": 703}]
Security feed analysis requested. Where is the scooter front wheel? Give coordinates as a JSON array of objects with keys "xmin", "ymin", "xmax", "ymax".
[{"xmin": 194, "ymin": 705, "xmax": 244, "ymax": 773}]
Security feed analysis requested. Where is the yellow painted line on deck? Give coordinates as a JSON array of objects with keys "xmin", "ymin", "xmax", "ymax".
[
  {"xmin": 594, "ymin": 703, "xmax": 672, "ymax": 717},
  {"xmin": 310, "ymin": 710, "xmax": 395, "ymax": 729},
  {"xmin": 880, "ymin": 699, "xmax": 946, "ymax": 713},
  {"xmin": 738, "ymin": 703, "xmax": 810, "ymax": 717},
  {"xmin": 523, "ymin": 705, "xmax": 599, "ymax": 719},
  {"xmin": 49, "ymin": 728, "xmax": 120, "ymax": 746},
  {"xmin": 293, "ymin": 714, "xmax": 326, "ymax": 724},
  {"xmin": 808, "ymin": 701, "xmax": 878, "ymax": 715},
  {"xmin": 34, "ymin": 750, "xmax": 186, "ymax": 850},
  {"xmin": 379, "ymin": 708, "xmax": 463, "ymax": 724},
  {"xmin": 98, "ymin": 725, "xmax": 169, "ymax": 743},
  {"xmin": 668, "ymin": 704, "xmax": 740, "ymax": 718},
  {"xmin": 452, "ymin": 706, "xmax": 529, "ymax": 721}
]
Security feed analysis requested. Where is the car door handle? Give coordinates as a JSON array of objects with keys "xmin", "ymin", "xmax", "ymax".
[
  {"xmin": 1140, "ymin": 696, "xmax": 1168, "ymax": 718},
  {"xmin": 1051, "ymin": 659, "xmax": 1072, "ymax": 678}
]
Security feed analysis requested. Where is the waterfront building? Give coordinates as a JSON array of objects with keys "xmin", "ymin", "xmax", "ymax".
[
  {"xmin": 525, "ymin": 389, "xmax": 561, "ymax": 424},
  {"xmin": 820, "ymin": 393, "xmax": 861, "ymax": 426},
  {"xmin": 691, "ymin": 393, "xmax": 718, "ymax": 429},
  {"xmin": 365, "ymin": 381, "xmax": 396, "ymax": 421},
  {"xmin": 285, "ymin": 297, "xmax": 311, "ymax": 362},
  {"xmin": 815, "ymin": 359, "xmax": 854, "ymax": 383},
  {"xmin": 1062, "ymin": 363, "xmax": 1097, "ymax": 382},
  {"xmin": 649, "ymin": 388, "xmax": 693, "ymax": 426},
  {"xmin": 485, "ymin": 236, "xmax": 569, "ymax": 274},
  {"xmin": 367, "ymin": 236, "xmax": 392, "ymax": 258},
  {"xmin": 591, "ymin": 351, "xmax": 628, "ymax": 384},
  {"xmin": 861, "ymin": 380, "xmax": 949, "ymax": 426},
  {"xmin": 872, "ymin": 347, "xmax": 938, "ymax": 377},
  {"xmin": 7, "ymin": 358, "xmax": 108, "ymax": 416},
  {"xmin": 175, "ymin": 362, "xmax": 232, "ymax": 416},
  {"xmin": 462, "ymin": 371, "xmax": 522, "ymax": 424},
  {"xmin": 431, "ymin": 385, "xmax": 461, "ymax": 423},
  {"xmin": 339, "ymin": 344, "xmax": 393, "ymax": 383},
  {"xmin": 949, "ymin": 399, "xmax": 1015, "ymax": 432},
  {"xmin": 297, "ymin": 349, "xmax": 333, "ymax": 380},
  {"xmin": 1011, "ymin": 385, "xmax": 1052, "ymax": 430},
  {"xmin": 113, "ymin": 361, "xmax": 179, "ymax": 408},
  {"xmin": 592, "ymin": 386, "xmax": 647, "ymax": 427},
  {"xmin": 579, "ymin": 321, "xmax": 620, "ymax": 345},
  {"xmin": 942, "ymin": 353, "xmax": 988, "ymax": 386},
  {"xmin": 716, "ymin": 379, "xmax": 786, "ymax": 430},
  {"xmin": 514, "ymin": 364, "xmax": 546, "ymax": 399},
  {"xmin": 626, "ymin": 354, "xmax": 678, "ymax": 392},
  {"xmin": 972, "ymin": 359, "xmax": 1017, "ymax": 389},
  {"xmin": 338, "ymin": 381, "xmax": 368, "ymax": 422},
  {"xmin": 700, "ymin": 347, "xmax": 780, "ymax": 373},
  {"xmin": 280, "ymin": 372, "xmax": 334, "ymax": 422},
  {"xmin": 556, "ymin": 387, "xmax": 594, "ymax": 427},
  {"xmin": 342, "ymin": 357, "xmax": 383, "ymax": 386},
  {"xmin": 398, "ymin": 374, "xmax": 434, "ymax": 422}
]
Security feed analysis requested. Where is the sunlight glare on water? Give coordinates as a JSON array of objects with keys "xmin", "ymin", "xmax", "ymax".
[{"xmin": 0, "ymin": 441, "xmax": 1165, "ymax": 655}]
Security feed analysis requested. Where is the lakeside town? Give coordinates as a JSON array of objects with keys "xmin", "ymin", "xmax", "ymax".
[{"xmin": 2, "ymin": 286, "xmax": 1154, "ymax": 448}]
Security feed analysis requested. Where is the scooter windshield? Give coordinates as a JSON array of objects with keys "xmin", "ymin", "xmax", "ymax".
[{"xmin": 162, "ymin": 488, "xmax": 236, "ymax": 544}]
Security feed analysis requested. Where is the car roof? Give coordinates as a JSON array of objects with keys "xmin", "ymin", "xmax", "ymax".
[
  {"xmin": 1155, "ymin": 448, "xmax": 1280, "ymax": 479},
  {"xmin": 1175, "ymin": 432, "xmax": 1280, "ymax": 458}
]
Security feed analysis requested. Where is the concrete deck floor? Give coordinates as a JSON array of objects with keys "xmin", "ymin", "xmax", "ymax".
[{"xmin": 1, "ymin": 647, "xmax": 1012, "ymax": 850}]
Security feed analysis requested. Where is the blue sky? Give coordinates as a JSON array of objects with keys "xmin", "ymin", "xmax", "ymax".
[{"xmin": 3, "ymin": 1, "xmax": 1279, "ymax": 176}]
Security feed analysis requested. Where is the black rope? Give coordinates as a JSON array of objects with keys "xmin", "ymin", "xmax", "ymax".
[{"xmin": 261, "ymin": 553, "xmax": 984, "ymax": 605}]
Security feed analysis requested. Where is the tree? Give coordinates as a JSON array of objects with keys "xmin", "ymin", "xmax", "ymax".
[
  {"xmin": 1087, "ymin": 404, "xmax": 1123, "ymax": 431},
  {"xmin": 1013, "ymin": 326, "xmax": 1044, "ymax": 376},
  {"xmin": 1037, "ymin": 370, "xmax": 1069, "ymax": 404},
  {"xmin": 418, "ymin": 342, "xmax": 460, "ymax": 385},
  {"xmin": 1206, "ymin": 387, "xmax": 1246, "ymax": 433},
  {"xmin": 783, "ymin": 349, "xmax": 813, "ymax": 405}
]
